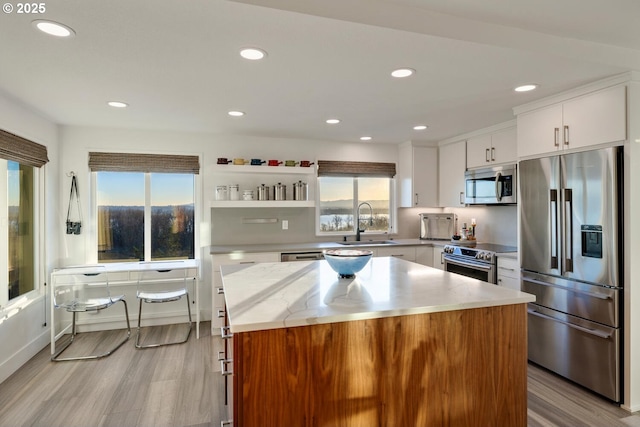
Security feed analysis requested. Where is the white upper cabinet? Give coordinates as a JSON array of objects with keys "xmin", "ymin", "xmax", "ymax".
[
  {"xmin": 517, "ymin": 85, "xmax": 626, "ymax": 158},
  {"xmin": 438, "ymin": 140, "xmax": 466, "ymax": 207},
  {"xmin": 398, "ymin": 143, "xmax": 438, "ymax": 208},
  {"xmin": 466, "ymin": 126, "xmax": 517, "ymax": 169}
]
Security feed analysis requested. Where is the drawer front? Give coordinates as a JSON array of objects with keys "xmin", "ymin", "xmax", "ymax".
[
  {"xmin": 522, "ymin": 271, "xmax": 619, "ymax": 327},
  {"xmin": 497, "ymin": 257, "xmax": 519, "ymax": 279},
  {"xmin": 528, "ymin": 304, "xmax": 619, "ymax": 401},
  {"xmin": 376, "ymin": 247, "xmax": 416, "ymax": 262},
  {"xmin": 212, "ymin": 252, "xmax": 280, "ymax": 270}
]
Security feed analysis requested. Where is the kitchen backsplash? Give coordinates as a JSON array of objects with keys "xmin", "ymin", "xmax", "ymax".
[
  {"xmin": 396, "ymin": 206, "xmax": 517, "ymax": 246},
  {"xmin": 211, "ymin": 205, "xmax": 518, "ymax": 247}
]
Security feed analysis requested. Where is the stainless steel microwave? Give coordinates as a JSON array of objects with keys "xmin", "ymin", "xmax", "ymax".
[{"xmin": 464, "ymin": 165, "xmax": 517, "ymax": 205}]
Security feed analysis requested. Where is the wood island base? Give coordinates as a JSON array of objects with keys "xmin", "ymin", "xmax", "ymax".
[{"xmin": 232, "ymin": 303, "xmax": 528, "ymax": 427}]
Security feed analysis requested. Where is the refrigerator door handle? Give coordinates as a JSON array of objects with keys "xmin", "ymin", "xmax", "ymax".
[
  {"xmin": 564, "ymin": 188, "xmax": 574, "ymax": 272},
  {"xmin": 495, "ymin": 172, "xmax": 503, "ymax": 202},
  {"xmin": 550, "ymin": 189, "xmax": 559, "ymax": 269}
]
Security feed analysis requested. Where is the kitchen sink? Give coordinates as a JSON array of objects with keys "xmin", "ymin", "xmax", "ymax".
[{"xmin": 337, "ymin": 240, "xmax": 398, "ymax": 246}]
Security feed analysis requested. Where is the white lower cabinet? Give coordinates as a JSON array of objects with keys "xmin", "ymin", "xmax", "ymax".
[
  {"xmin": 432, "ymin": 247, "xmax": 445, "ymax": 270},
  {"xmin": 211, "ymin": 252, "xmax": 280, "ymax": 334},
  {"xmin": 376, "ymin": 246, "xmax": 416, "ymax": 262},
  {"xmin": 415, "ymin": 246, "xmax": 434, "ymax": 267},
  {"xmin": 497, "ymin": 256, "xmax": 520, "ymax": 291}
]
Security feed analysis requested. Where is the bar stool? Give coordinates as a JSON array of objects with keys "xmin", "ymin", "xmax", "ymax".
[
  {"xmin": 51, "ymin": 265, "xmax": 131, "ymax": 361},
  {"xmin": 135, "ymin": 261, "xmax": 192, "ymax": 348}
]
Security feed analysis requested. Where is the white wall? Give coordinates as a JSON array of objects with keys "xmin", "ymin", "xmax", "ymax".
[{"xmin": 0, "ymin": 92, "xmax": 59, "ymax": 384}]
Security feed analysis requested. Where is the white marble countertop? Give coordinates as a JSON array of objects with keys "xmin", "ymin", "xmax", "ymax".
[{"xmin": 221, "ymin": 257, "xmax": 534, "ymax": 333}]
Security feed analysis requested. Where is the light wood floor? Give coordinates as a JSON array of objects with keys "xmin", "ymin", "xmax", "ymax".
[{"xmin": 0, "ymin": 322, "xmax": 638, "ymax": 427}]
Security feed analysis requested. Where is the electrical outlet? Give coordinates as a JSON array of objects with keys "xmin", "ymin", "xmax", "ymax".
[{"xmin": 282, "ymin": 220, "xmax": 289, "ymax": 230}]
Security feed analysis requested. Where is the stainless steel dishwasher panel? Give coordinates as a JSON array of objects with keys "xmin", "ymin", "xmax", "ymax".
[{"xmin": 527, "ymin": 303, "xmax": 619, "ymax": 402}]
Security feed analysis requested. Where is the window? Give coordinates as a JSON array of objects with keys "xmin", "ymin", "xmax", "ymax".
[
  {"xmin": 96, "ymin": 172, "xmax": 195, "ymax": 262},
  {"xmin": 317, "ymin": 176, "xmax": 393, "ymax": 235},
  {"xmin": 0, "ymin": 129, "xmax": 47, "ymax": 307},
  {"xmin": 1, "ymin": 160, "xmax": 35, "ymax": 304}
]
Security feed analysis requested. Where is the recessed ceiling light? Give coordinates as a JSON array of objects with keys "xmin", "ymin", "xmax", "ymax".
[
  {"xmin": 360, "ymin": 136, "xmax": 372, "ymax": 141},
  {"xmin": 32, "ymin": 20, "xmax": 75, "ymax": 37},
  {"xmin": 326, "ymin": 119, "xmax": 341, "ymax": 124},
  {"xmin": 107, "ymin": 101, "xmax": 128, "ymax": 108},
  {"xmin": 391, "ymin": 68, "xmax": 415, "ymax": 78},
  {"xmin": 228, "ymin": 111, "xmax": 245, "ymax": 117},
  {"xmin": 413, "ymin": 125, "xmax": 428, "ymax": 130},
  {"xmin": 240, "ymin": 48, "xmax": 267, "ymax": 60},
  {"xmin": 515, "ymin": 84, "xmax": 538, "ymax": 92}
]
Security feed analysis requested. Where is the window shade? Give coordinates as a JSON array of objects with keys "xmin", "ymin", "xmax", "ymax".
[
  {"xmin": 317, "ymin": 160, "xmax": 396, "ymax": 178},
  {"xmin": 0, "ymin": 129, "xmax": 49, "ymax": 167},
  {"xmin": 88, "ymin": 152, "xmax": 200, "ymax": 174}
]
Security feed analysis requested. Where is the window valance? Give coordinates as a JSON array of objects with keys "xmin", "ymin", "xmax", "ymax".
[
  {"xmin": 88, "ymin": 152, "xmax": 200, "ymax": 174},
  {"xmin": 317, "ymin": 160, "xmax": 396, "ymax": 178},
  {"xmin": 0, "ymin": 129, "xmax": 49, "ymax": 167}
]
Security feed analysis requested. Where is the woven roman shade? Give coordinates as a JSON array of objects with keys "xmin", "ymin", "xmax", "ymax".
[
  {"xmin": 0, "ymin": 129, "xmax": 49, "ymax": 167},
  {"xmin": 317, "ymin": 160, "xmax": 396, "ymax": 178},
  {"xmin": 88, "ymin": 152, "xmax": 200, "ymax": 174}
]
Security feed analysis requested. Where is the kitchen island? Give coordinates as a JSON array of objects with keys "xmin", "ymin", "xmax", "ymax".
[{"xmin": 220, "ymin": 257, "xmax": 535, "ymax": 427}]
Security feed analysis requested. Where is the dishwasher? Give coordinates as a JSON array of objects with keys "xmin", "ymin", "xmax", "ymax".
[{"xmin": 280, "ymin": 251, "xmax": 325, "ymax": 262}]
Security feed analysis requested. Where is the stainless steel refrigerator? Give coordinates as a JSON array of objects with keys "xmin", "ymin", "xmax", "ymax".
[{"xmin": 519, "ymin": 146, "xmax": 623, "ymax": 402}]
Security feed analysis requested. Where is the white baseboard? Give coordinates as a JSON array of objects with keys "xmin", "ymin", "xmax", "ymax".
[{"xmin": 0, "ymin": 328, "xmax": 50, "ymax": 385}]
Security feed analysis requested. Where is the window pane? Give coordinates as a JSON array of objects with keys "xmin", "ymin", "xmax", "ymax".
[
  {"xmin": 97, "ymin": 172, "xmax": 144, "ymax": 262},
  {"xmin": 7, "ymin": 161, "xmax": 34, "ymax": 300},
  {"xmin": 150, "ymin": 173, "xmax": 194, "ymax": 260},
  {"xmin": 358, "ymin": 177, "xmax": 390, "ymax": 233},
  {"xmin": 318, "ymin": 177, "xmax": 354, "ymax": 232}
]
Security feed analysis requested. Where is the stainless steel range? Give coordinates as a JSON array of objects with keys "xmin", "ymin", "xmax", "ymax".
[{"xmin": 443, "ymin": 243, "xmax": 517, "ymax": 284}]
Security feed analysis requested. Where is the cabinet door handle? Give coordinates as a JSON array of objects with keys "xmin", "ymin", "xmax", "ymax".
[
  {"xmin": 391, "ymin": 254, "xmax": 405, "ymax": 258},
  {"xmin": 459, "ymin": 192, "xmax": 464, "ymax": 205},
  {"xmin": 554, "ymin": 127, "xmax": 560, "ymax": 147},
  {"xmin": 491, "ymin": 147, "xmax": 495, "ymax": 161},
  {"xmin": 216, "ymin": 287, "xmax": 224, "ymax": 295},
  {"xmin": 485, "ymin": 148, "xmax": 490, "ymax": 162},
  {"xmin": 563, "ymin": 125, "xmax": 570, "ymax": 146},
  {"xmin": 216, "ymin": 309, "xmax": 226, "ymax": 318},
  {"xmin": 440, "ymin": 252, "xmax": 444, "ymax": 265},
  {"xmin": 221, "ymin": 326, "xmax": 233, "ymax": 339},
  {"xmin": 217, "ymin": 351, "xmax": 226, "ymax": 361},
  {"xmin": 414, "ymin": 192, "xmax": 419, "ymax": 206},
  {"xmin": 221, "ymin": 421, "xmax": 233, "ymax": 427},
  {"xmin": 239, "ymin": 261, "xmax": 256, "ymax": 264},
  {"xmin": 220, "ymin": 359, "xmax": 233, "ymax": 376}
]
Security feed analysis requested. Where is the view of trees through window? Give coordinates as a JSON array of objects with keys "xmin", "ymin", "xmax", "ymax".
[
  {"xmin": 4, "ymin": 160, "xmax": 35, "ymax": 303},
  {"xmin": 318, "ymin": 177, "xmax": 391, "ymax": 234},
  {"xmin": 97, "ymin": 172, "xmax": 194, "ymax": 262}
]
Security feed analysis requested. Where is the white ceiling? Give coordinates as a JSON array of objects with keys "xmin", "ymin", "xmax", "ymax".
[{"xmin": 0, "ymin": 0, "xmax": 638, "ymax": 144}]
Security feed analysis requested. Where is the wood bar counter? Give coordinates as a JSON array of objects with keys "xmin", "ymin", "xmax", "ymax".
[{"xmin": 220, "ymin": 257, "xmax": 534, "ymax": 427}]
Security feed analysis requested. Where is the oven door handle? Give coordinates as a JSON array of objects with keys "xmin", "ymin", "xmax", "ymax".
[
  {"xmin": 443, "ymin": 256, "xmax": 492, "ymax": 271},
  {"xmin": 527, "ymin": 308, "xmax": 612, "ymax": 340}
]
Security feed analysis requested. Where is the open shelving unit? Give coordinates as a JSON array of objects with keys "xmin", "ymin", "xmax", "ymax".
[{"xmin": 211, "ymin": 163, "xmax": 316, "ymax": 208}]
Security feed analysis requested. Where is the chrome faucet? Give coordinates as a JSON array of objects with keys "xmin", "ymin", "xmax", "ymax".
[{"xmin": 356, "ymin": 202, "xmax": 373, "ymax": 241}]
